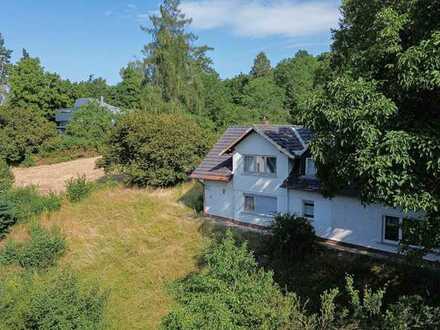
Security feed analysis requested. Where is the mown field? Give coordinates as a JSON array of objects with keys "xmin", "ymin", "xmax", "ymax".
[{"xmin": 0, "ymin": 182, "xmax": 211, "ymax": 329}]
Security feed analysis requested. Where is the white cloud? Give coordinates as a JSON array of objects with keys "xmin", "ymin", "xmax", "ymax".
[{"xmin": 180, "ymin": 0, "xmax": 340, "ymax": 38}]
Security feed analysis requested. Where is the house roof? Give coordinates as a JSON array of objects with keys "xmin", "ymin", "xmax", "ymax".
[
  {"xmin": 221, "ymin": 125, "xmax": 310, "ymax": 158},
  {"xmin": 190, "ymin": 126, "xmax": 250, "ymax": 182},
  {"xmin": 191, "ymin": 125, "xmax": 313, "ymax": 182}
]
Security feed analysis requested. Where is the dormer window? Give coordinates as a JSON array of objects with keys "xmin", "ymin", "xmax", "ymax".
[
  {"xmin": 305, "ymin": 158, "xmax": 317, "ymax": 177},
  {"xmin": 244, "ymin": 155, "xmax": 276, "ymax": 176}
]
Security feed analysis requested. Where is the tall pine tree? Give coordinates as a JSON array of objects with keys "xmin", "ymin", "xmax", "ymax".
[{"xmin": 141, "ymin": 0, "xmax": 212, "ymax": 115}]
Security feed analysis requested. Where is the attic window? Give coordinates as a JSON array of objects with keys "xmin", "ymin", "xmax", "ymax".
[{"xmin": 244, "ymin": 156, "xmax": 276, "ymax": 175}]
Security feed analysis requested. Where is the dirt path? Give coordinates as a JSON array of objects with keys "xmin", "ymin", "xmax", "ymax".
[{"xmin": 12, "ymin": 157, "xmax": 105, "ymax": 194}]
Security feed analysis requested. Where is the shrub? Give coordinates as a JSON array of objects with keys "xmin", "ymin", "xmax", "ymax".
[
  {"xmin": 103, "ymin": 111, "xmax": 214, "ymax": 187},
  {"xmin": 6, "ymin": 187, "xmax": 61, "ymax": 220},
  {"xmin": 65, "ymin": 101, "xmax": 114, "ymax": 151},
  {"xmin": 0, "ymin": 223, "xmax": 66, "ymax": 269},
  {"xmin": 162, "ymin": 231, "xmax": 296, "ymax": 329},
  {"xmin": 0, "ymin": 198, "xmax": 17, "ymax": 237},
  {"xmin": 0, "ymin": 270, "xmax": 108, "ymax": 329},
  {"xmin": 0, "ymin": 107, "xmax": 58, "ymax": 164},
  {"xmin": 66, "ymin": 175, "xmax": 93, "ymax": 202},
  {"xmin": 0, "ymin": 158, "xmax": 14, "ymax": 193},
  {"xmin": 269, "ymin": 213, "xmax": 317, "ymax": 259}
]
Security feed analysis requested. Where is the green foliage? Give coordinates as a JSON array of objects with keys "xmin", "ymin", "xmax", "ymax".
[
  {"xmin": 0, "ymin": 223, "xmax": 65, "ymax": 269},
  {"xmin": 250, "ymin": 51, "xmax": 272, "ymax": 78},
  {"xmin": 0, "ymin": 158, "xmax": 13, "ymax": 193},
  {"xmin": 65, "ymin": 101, "xmax": 114, "ymax": 151},
  {"xmin": 104, "ymin": 111, "xmax": 213, "ymax": 187},
  {"xmin": 66, "ymin": 175, "xmax": 93, "ymax": 203},
  {"xmin": 7, "ymin": 55, "xmax": 74, "ymax": 119},
  {"xmin": 0, "ymin": 270, "xmax": 107, "ymax": 329},
  {"xmin": 142, "ymin": 0, "xmax": 212, "ymax": 114},
  {"xmin": 0, "ymin": 106, "xmax": 58, "ymax": 164},
  {"xmin": 0, "ymin": 198, "xmax": 17, "ymax": 237},
  {"xmin": 273, "ymin": 50, "xmax": 320, "ymax": 120},
  {"xmin": 161, "ymin": 231, "xmax": 296, "ymax": 329},
  {"xmin": 240, "ymin": 76, "xmax": 288, "ymax": 123},
  {"xmin": 269, "ymin": 214, "xmax": 317, "ymax": 259},
  {"xmin": 114, "ymin": 63, "xmax": 145, "ymax": 110},
  {"xmin": 304, "ymin": 0, "xmax": 440, "ymax": 252},
  {"xmin": 162, "ymin": 231, "xmax": 440, "ymax": 329},
  {"xmin": 5, "ymin": 186, "xmax": 61, "ymax": 221}
]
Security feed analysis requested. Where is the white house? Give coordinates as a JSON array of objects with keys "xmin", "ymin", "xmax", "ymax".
[{"xmin": 191, "ymin": 125, "xmax": 433, "ymax": 257}]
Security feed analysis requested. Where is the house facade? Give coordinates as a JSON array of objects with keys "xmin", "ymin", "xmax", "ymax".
[{"xmin": 191, "ymin": 125, "xmax": 427, "ymax": 256}]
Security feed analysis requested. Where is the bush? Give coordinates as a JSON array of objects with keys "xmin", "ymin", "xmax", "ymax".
[
  {"xmin": 0, "ymin": 223, "xmax": 66, "ymax": 269},
  {"xmin": 66, "ymin": 175, "xmax": 93, "ymax": 202},
  {"xmin": 162, "ymin": 231, "xmax": 296, "ymax": 329},
  {"xmin": 65, "ymin": 101, "xmax": 115, "ymax": 151},
  {"xmin": 6, "ymin": 187, "xmax": 62, "ymax": 220},
  {"xmin": 0, "ymin": 158, "xmax": 14, "ymax": 193},
  {"xmin": 269, "ymin": 214, "xmax": 317, "ymax": 259},
  {"xmin": 162, "ymin": 232, "xmax": 440, "ymax": 329},
  {"xmin": 0, "ymin": 107, "xmax": 58, "ymax": 164},
  {"xmin": 103, "ymin": 111, "xmax": 214, "ymax": 187},
  {"xmin": 0, "ymin": 198, "xmax": 17, "ymax": 237},
  {"xmin": 0, "ymin": 270, "xmax": 108, "ymax": 329}
]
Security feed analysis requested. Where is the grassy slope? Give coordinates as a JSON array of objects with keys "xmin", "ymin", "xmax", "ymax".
[{"xmin": 1, "ymin": 182, "xmax": 208, "ymax": 329}]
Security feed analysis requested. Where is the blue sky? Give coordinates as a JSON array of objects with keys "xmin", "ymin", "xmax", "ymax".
[{"xmin": 1, "ymin": 0, "xmax": 341, "ymax": 85}]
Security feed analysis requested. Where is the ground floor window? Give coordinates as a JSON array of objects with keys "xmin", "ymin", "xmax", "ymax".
[
  {"xmin": 243, "ymin": 194, "xmax": 277, "ymax": 216},
  {"xmin": 303, "ymin": 200, "xmax": 315, "ymax": 219},
  {"xmin": 383, "ymin": 215, "xmax": 416, "ymax": 244}
]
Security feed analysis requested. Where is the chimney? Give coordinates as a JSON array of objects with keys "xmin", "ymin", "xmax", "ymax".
[{"xmin": 261, "ymin": 116, "xmax": 270, "ymax": 127}]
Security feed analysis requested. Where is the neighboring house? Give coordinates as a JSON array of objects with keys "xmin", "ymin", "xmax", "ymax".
[
  {"xmin": 55, "ymin": 97, "xmax": 120, "ymax": 132},
  {"xmin": 191, "ymin": 125, "xmax": 434, "ymax": 258}
]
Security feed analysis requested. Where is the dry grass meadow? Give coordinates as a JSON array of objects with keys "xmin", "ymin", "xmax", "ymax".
[{"xmin": 0, "ymin": 181, "xmax": 212, "ymax": 329}]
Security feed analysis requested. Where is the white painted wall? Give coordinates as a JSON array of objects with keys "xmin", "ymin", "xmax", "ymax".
[
  {"xmin": 231, "ymin": 132, "xmax": 289, "ymax": 226},
  {"xmin": 204, "ymin": 181, "xmax": 234, "ymax": 219},
  {"xmin": 287, "ymin": 189, "xmax": 420, "ymax": 254}
]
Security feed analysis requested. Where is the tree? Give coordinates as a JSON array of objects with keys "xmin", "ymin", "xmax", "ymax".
[
  {"xmin": 0, "ymin": 33, "xmax": 12, "ymax": 86},
  {"xmin": 142, "ymin": 0, "xmax": 212, "ymax": 115},
  {"xmin": 241, "ymin": 76, "xmax": 288, "ymax": 123},
  {"xmin": 114, "ymin": 63, "xmax": 145, "ymax": 110},
  {"xmin": 65, "ymin": 101, "xmax": 114, "ymax": 151},
  {"xmin": 0, "ymin": 158, "xmax": 13, "ymax": 194},
  {"xmin": 250, "ymin": 52, "xmax": 272, "ymax": 78},
  {"xmin": 0, "ymin": 106, "xmax": 58, "ymax": 163},
  {"xmin": 103, "ymin": 111, "xmax": 213, "ymax": 187},
  {"xmin": 274, "ymin": 50, "xmax": 320, "ymax": 121},
  {"xmin": 303, "ymin": 0, "xmax": 440, "ymax": 253},
  {"xmin": 75, "ymin": 75, "xmax": 114, "ymax": 101},
  {"xmin": 7, "ymin": 55, "xmax": 73, "ymax": 119}
]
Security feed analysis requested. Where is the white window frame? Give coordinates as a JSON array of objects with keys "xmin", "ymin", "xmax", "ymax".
[
  {"xmin": 302, "ymin": 200, "xmax": 315, "ymax": 219},
  {"xmin": 305, "ymin": 158, "xmax": 317, "ymax": 177},
  {"xmin": 243, "ymin": 155, "xmax": 277, "ymax": 177},
  {"xmin": 243, "ymin": 194, "xmax": 277, "ymax": 217},
  {"xmin": 382, "ymin": 215, "xmax": 417, "ymax": 245}
]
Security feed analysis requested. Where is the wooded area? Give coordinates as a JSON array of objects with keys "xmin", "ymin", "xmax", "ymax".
[{"xmin": 0, "ymin": 0, "xmax": 439, "ymax": 329}]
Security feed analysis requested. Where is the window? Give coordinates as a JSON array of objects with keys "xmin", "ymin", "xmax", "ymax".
[
  {"xmin": 244, "ymin": 156, "xmax": 277, "ymax": 175},
  {"xmin": 303, "ymin": 200, "xmax": 315, "ymax": 219},
  {"xmin": 244, "ymin": 194, "xmax": 277, "ymax": 216},
  {"xmin": 383, "ymin": 216, "xmax": 400, "ymax": 242},
  {"xmin": 305, "ymin": 158, "xmax": 317, "ymax": 177},
  {"xmin": 383, "ymin": 216, "xmax": 418, "ymax": 244}
]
